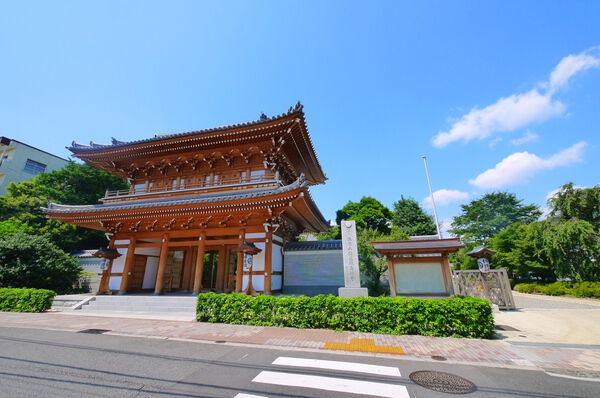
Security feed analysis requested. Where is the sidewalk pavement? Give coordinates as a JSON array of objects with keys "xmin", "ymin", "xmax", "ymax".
[{"xmin": 1, "ymin": 311, "xmax": 600, "ymax": 377}]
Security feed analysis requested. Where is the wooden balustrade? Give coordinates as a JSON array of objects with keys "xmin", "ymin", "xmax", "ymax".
[{"xmin": 104, "ymin": 175, "xmax": 280, "ymax": 199}]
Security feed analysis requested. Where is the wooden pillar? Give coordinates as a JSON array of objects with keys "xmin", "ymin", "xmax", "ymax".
[
  {"xmin": 235, "ymin": 229, "xmax": 245, "ymax": 293},
  {"xmin": 192, "ymin": 232, "xmax": 206, "ymax": 294},
  {"xmin": 215, "ymin": 246, "xmax": 227, "ymax": 291},
  {"xmin": 118, "ymin": 238, "xmax": 136, "ymax": 294},
  {"xmin": 181, "ymin": 247, "xmax": 193, "ymax": 291},
  {"xmin": 154, "ymin": 234, "xmax": 170, "ymax": 295},
  {"xmin": 97, "ymin": 236, "xmax": 115, "ymax": 295},
  {"xmin": 263, "ymin": 228, "xmax": 274, "ymax": 295},
  {"xmin": 387, "ymin": 257, "xmax": 398, "ymax": 298},
  {"xmin": 441, "ymin": 254, "xmax": 453, "ymax": 295}
]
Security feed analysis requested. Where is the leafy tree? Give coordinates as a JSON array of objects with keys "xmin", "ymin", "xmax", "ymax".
[
  {"xmin": 0, "ymin": 232, "xmax": 82, "ymax": 293},
  {"xmin": 357, "ymin": 227, "xmax": 409, "ymax": 296},
  {"xmin": 490, "ymin": 222, "xmax": 555, "ymax": 282},
  {"xmin": 548, "ymin": 183, "xmax": 600, "ymax": 231},
  {"xmin": 0, "ymin": 162, "xmax": 128, "ymax": 252},
  {"xmin": 530, "ymin": 219, "xmax": 600, "ymax": 282},
  {"xmin": 391, "ymin": 196, "xmax": 437, "ymax": 236},
  {"xmin": 450, "ymin": 192, "xmax": 542, "ymax": 244},
  {"xmin": 335, "ymin": 197, "xmax": 392, "ymax": 235}
]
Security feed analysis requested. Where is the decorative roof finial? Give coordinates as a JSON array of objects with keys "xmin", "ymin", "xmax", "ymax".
[{"xmin": 259, "ymin": 112, "xmax": 268, "ymax": 121}]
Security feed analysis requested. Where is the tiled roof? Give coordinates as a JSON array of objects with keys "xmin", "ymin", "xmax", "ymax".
[
  {"xmin": 284, "ymin": 240, "xmax": 342, "ymax": 251},
  {"xmin": 372, "ymin": 238, "xmax": 464, "ymax": 252},
  {"xmin": 69, "ymin": 102, "xmax": 305, "ymax": 153},
  {"xmin": 43, "ymin": 174, "xmax": 308, "ymax": 214}
]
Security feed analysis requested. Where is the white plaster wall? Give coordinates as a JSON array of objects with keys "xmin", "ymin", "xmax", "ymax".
[
  {"xmin": 109, "ymin": 276, "xmax": 122, "ymax": 290},
  {"xmin": 241, "ymin": 274, "xmax": 265, "ymax": 291},
  {"xmin": 114, "ymin": 239, "xmax": 130, "ymax": 245},
  {"xmin": 271, "ymin": 275, "xmax": 282, "ymax": 290},
  {"xmin": 143, "ymin": 257, "xmax": 159, "ymax": 289},
  {"xmin": 272, "ymin": 246, "xmax": 283, "ymax": 272},
  {"xmin": 273, "ymin": 234, "xmax": 283, "ymax": 243},
  {"xmin": 246, "ymin": 233, "xmax": 265, "ymax": 239},
  {"xmin": 252, "ymin": 275, "xmax": 264, "ymax": 291},
  {"xmin": 252, "ymin": 242, "xmax": 265, "ymax": 271},
  {"xmin": 111, "ymin": 248, "xmax": 128, "ymax": 273}
]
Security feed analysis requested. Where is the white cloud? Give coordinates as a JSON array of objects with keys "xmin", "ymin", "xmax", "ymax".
[
  {"xmin": 423, "ymin": 189, "xmax": 469, "ymax": 207},
  {"xmin": 510, "ymin": 131, "xmax": 539, "ymax": 145},
  {"xmin": 433, "ymin": 47, "xmax": 600, "ymax": 147},
  {"xmin": 468, "ymin": 141, "xmax": 587, "ymax": 189},
  {"xmin": 549, "ymin": 52, "xmax": 600, "ymax": 91}
]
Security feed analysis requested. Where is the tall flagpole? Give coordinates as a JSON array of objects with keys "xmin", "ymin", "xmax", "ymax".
[{"xmin": 422, "ymin": 156, "xmax": 442, "ymax": 239}]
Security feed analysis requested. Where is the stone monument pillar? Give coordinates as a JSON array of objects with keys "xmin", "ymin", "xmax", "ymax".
[{"xmin": 338, "ymin": 220, "xmax": 369, "ymax": 298}]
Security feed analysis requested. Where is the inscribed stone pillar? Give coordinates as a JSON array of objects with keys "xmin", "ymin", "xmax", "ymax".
[{"xmin": 338, "ymin": 220, "xmax": 368, "ymax": 297}]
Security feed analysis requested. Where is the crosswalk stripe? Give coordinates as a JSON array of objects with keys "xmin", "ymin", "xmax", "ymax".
[
  {"xmin": 253, "ymin": 371, "xmax": 410, "ymax": 398},
  {"xmin": 234, "ymin": 394, "xmax": 268, "ymax": 398},
  {"xmin": 272, "ymin": 356, "xmax": 401, "ymax": 377}
]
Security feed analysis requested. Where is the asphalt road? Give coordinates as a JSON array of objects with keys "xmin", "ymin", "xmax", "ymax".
[{"xmin": 0, "ymin": 327, "xmax": 598, "ymax": 398}]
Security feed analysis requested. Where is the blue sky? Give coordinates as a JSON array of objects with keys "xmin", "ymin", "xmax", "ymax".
[{"xmin": 1, "ymin": 1, "xmax": 599, "ymax": 232}]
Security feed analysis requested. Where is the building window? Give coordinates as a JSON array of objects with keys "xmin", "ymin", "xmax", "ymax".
[{"xmin": 23, "ymin": 159, "xmax": 47, "ymax": 175}]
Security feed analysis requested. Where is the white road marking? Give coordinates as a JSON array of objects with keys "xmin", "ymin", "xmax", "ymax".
[
  {"xmin": 272, "ymin": 356, "xmax": 401, "ymax": 377},
  {"xmin": 234, "ymin": 394, "xmax": 268, "ymax": 398},
  {"xmin": 253, "ymin": 371, "xmax": 410, "ymax": 398}
]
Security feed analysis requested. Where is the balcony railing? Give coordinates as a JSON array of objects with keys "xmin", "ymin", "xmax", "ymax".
[{"xmin": 102, "ymin": 175, "xmax": 280, "ymax": 201}]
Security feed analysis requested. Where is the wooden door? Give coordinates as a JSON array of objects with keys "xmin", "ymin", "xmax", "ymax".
[{"xmin": 128, "ymin": 255, "xmax": 147, "ymax": 292}]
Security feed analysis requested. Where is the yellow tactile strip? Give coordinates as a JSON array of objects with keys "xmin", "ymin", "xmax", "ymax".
[{"xmin": 323, "ymin": 338, "xmax": 405, "ymax": 355}]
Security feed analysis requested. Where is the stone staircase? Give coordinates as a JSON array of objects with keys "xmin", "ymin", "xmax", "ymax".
[{"xmin": 72, "ymin": 295, "xmax": 197, "ymax": 319}]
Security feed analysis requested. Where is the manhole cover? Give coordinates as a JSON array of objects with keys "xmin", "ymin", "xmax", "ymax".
[
  {"xmin": 431, "ymin": 355, "xmax": 447, "ymax": 361},
  {"xmin": 77, "ymin": 329, "xmax": 111, "ymax": 334},
  {"xmin": 409, "ymin": 371, "xmax": 476, "ymax": 394}
]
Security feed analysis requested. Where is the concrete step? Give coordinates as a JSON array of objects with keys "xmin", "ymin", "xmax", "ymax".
[
  {"xmin": 79, "ymin": 304, "xmax": 196, "ymax": 313},
  {"xmin": 93, "ymin": 296, "xmax": 197, "ymax": 304},
  {"xmin": 52, "ymin": 294, "xmax": 94, "ymax": 310}
]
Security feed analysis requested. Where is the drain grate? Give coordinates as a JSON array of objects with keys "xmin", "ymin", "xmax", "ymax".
[
  {"xmin": 214, "ymin": 340, "xmax": 227, "ymax": 343},
  {"xmin": 77, "ymin": 329, "xmax": 111, "ymax": 334},
  {"xmin": 410, "ymin": 371, "xmax": 476, "ymax": 394},
  {"xmin": 431, "ymin": 355, "xmax": 447, "ymax": 361}
]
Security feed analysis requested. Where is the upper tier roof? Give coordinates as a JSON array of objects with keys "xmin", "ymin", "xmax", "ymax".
[{"xmin": 68, "ymin": 102, "xmax": 327, "ymax": 185}]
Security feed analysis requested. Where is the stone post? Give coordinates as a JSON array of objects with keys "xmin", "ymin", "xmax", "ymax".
[{"xmin": 338, "ymin": 220, "xmax": 368, "ymax": 297}]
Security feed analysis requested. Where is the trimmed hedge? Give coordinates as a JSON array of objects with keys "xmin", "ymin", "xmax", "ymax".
[
  {"xmin": 0, "ymin": 288, "xmax": 56, "ymax": 312},
  {"xmin": 516, "ymin": 281, "xmax": 600, "ymax": 298},
  {"xmin": 196, "ymin": 293, "xmax": 494, "ymax": 338}
]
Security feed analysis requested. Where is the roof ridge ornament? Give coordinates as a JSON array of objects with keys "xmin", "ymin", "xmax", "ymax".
[
  {"xmin": 259, "ymin": 112, "xmax": 268, "ymax": 121},
  {"xmin": 111, "ymin": 137, "xmax": 127, "ymax": 145}
]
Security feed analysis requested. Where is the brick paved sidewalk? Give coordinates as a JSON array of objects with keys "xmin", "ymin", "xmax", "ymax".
[{"xmin": 1, "ymin": 311, "xmax": 599, "ymax": 373}]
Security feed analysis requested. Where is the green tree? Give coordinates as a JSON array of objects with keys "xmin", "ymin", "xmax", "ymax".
[
  {"xmin": 357, "ymin": 227, "xmax": 409, "ymax": 296},
  {"xmin": 450, "ymin": 192, "xmax": 542, "ymax": 244},
  {"xmin": 548, "ymin": 183, "xmax": 600, "ymax": 231},
  {"xmin": 490, "ymin": 222, "xmax": 555, "ymax": 282},
  {"xmin": 0, "ymin": 162, "xmax": 128, "ymax": 252},
  {"xmin": 530, "ymin": 219, "xmax": 600, "ymax": 282},
  {"xmin": 0, "ymin": 232, "xmax": 82, "ymax": 293},
  {"xmin": 335, "ymin": 197, "xmax": 392, "ymax": 235},
  {"xmin": 391, "ymin": 196, "xmax": 437, "ymax": 236}
]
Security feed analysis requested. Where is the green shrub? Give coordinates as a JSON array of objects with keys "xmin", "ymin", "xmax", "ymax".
[
  {"xmin": 516, "ymin": 281, "xmax": 600, "ymax": 298},
  {"xmin": 516, "ymin": 283, "xmax": 537, "ymax": 294},
  {"xmin": 0, "ymin": 232, "xmax": 81, "ymax": 293},
  {"xmin": 196, "ymin": 293, "xmax": 494, "ymax": 339},
  {"xmin": 566, "ymin": 282, "xmax": 600, "ymax": 298},
  {"xmin": 0, "ymin": 288, "xmax": 56, "ymax": 312}
]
